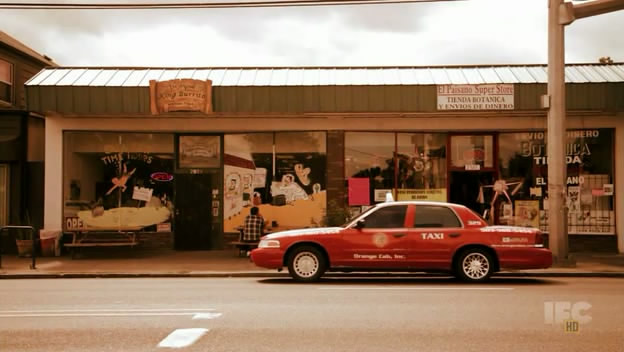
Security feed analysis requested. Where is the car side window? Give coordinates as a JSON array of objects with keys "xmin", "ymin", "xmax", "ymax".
[
  {"xmin": 413, "ymin": 205, "xmax": 462, "ymax": 228},
  {"xmin": 362, "ymin": 205, "xmax": 407, "ymax": 228}
]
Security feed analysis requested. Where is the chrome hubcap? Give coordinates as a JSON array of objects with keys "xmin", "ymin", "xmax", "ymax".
[
  {"xmin": 462, "ymin": 253, "xmax": 489, "ymax": 280},
  {"xmin": 293, "ymin": 252, "xmax": 319, "ymax": 278}
]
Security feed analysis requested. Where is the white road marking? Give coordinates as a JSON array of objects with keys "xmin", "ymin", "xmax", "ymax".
[
  {"xmin": 0, "ymin": 308, "xmax": 215, "ymax": 313},
  {"xmin": 0, "ymin": 308, "xmax": 220, "ymax": 318},
  {"xmin": 0, "ymin": 313, "xmax": 206, "ymax": 318},
  {"xmin": 318, "ymin": 287, "xmax": 514, "ymax": 291},
  {"xmin": 192, "ymin": 312, "xmax": 223, "ymax": 320},
  {"xmin": 158, "ymin": 328, "xmax": 208, "ymax": 349}
]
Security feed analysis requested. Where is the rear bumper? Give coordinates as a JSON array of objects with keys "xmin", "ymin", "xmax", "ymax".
[
  {"xmin": 250, "ymin": 248, "xmax": 284, "ymax": 269},
  {"xmin": 495, "ymin": 246, "xmax": 553, "ymax": 270}
]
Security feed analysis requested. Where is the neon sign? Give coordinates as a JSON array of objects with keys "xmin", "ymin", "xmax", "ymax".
[{"xmin": 151, "ymin": 172, "xmax": 174, "ymax": 182}]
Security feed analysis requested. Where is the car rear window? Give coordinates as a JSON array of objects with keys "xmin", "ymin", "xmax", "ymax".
[{"xmin": 413, "ymin": 205, "xmax": 462, "ymax": 228}]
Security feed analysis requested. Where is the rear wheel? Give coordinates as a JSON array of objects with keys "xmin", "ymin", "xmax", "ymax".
[
  {"xmin": 455, "ymin": 249, "xmax": 493, "ymax": 282},
  {"xmin": 287, "ymin": 246, "xmax": 326, "ymax": 282}
]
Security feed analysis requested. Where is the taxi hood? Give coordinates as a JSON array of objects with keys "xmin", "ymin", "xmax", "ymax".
[{"xmin": 263, "ymin": 227, "xmax": 343, "ymax": 239}]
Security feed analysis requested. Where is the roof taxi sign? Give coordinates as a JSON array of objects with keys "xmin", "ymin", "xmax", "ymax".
[
  {"xmin": 149, "ymin": 79, "xmax": 213, "ymax": 115},
  {"xmin": 437, "ymin": 84, "xmax": 514, "ymax": 110}
]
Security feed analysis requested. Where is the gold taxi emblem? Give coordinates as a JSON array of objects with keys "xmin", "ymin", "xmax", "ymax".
[{"xmin": 372, "ymin": 233, "xmax": 388, "ymax": 248}]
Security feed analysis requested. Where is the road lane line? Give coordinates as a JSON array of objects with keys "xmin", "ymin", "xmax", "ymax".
[
  {"xmin": 158, "ymin": 328, "xmax": 208, "ymax": 349},
  {"xmin": 0, "ymin": 308, "xmax": 215, "ymax": 314},
  {"xmin": 192, "ymin": 312, "xmax": 223, "ymax": 320},
  {"xmin": 0, "ymin": 312, "xmax": 206, "ymax": 318},
  {"xmin": 317, "ymin": 287, "xmax": 514, "ymax": 291}
]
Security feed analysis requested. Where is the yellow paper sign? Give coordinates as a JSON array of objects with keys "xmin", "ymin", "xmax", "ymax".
[{"xmin": 397, "ymin": 189, "xmax": 447, "ymax": 202}]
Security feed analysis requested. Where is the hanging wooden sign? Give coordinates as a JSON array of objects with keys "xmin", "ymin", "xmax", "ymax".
[{"xmin": 149, "ymin": 79, "xmax": 213, "ymax": 114}]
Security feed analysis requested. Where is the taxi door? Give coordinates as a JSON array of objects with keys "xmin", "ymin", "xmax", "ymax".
[
  {"xmin": 407, "ymin": 204, "xmax": 465, "ymax": 269},
  {"xmin": 338, "ymin": 204, "xmax": 409, "ymax": 268}
]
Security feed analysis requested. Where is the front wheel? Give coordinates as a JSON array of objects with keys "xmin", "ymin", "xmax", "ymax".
[
  {"xmin": 455, "ymin": 249, "xmax": 493, "ymax": 282},
  {"xmin": 287, "ymin": 246, "xmax": 327, "ymax": 282}
]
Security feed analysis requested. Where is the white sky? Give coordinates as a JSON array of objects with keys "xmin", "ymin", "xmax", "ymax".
[{"xmin": 1, "ymin": 0, "xmax": 623, "ymax": 67}]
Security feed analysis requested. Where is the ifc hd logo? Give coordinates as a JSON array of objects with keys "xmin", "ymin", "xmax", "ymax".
[{"xmin": 544, "ymin": 301, "xmax": 592, "ymax": 333}]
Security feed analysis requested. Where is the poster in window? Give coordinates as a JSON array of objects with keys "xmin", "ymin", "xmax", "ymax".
[
  {"xmin": 515, "ymin": 200, "xmax": 540, "ymax": 228},
  {"xmin": 566, "ymin": 186, "xmax": 581, "ymax": 213},
  {"xmin": 178, "ymin": 135, "xmax": 220, "ymax": 168},
  {"xmin": 348, "ymin": 177, "xmax": 370, "ymax": 206}
]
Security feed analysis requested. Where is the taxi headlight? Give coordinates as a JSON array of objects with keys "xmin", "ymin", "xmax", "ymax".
[{"xmin": 258, "ymin": 239, "xmax": 280, "ymax": 249}]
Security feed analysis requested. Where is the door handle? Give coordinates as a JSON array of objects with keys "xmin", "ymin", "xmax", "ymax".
[
  {"xmin": 449, "ymin": 233, "xmax": 461, "ymax": 238},
  {"xmin": 393, "ymin": 233, "xmax": 406, "ymax": 238}
]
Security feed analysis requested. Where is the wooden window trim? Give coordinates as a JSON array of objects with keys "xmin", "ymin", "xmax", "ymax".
[{"xmin": 0, "ymin": 59, "xmax": 13, "ymax": 105}]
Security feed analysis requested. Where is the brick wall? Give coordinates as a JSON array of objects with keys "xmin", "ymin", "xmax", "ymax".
[{"xmin": 326, "ymin": 131, "xmax": 346, "ymax": 210}]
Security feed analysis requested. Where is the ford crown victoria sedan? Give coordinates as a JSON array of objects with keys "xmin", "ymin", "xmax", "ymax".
[{"xmin": 250, "ymin": 201, "xmax": 552, "ymax": 282}]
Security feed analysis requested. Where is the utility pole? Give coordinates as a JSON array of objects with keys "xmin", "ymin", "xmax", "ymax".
[
  {"xmin": 546, "ymin": 0, "xmax": 624, "ymax": 265},
  {"xmin": 547, "ymin": 0, "xmax": 567, "ymax": 265}
]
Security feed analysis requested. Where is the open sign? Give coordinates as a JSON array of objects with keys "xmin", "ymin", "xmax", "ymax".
[
  {"xmin": 65, "ymin": 217, "xmax": 84, "ymax": 230},
  {"xmin": 151, "ymin": 172, "xmax": 174, "ymax": 182}
]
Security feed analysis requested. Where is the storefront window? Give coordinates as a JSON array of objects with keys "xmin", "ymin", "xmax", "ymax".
[
  {"xmin": 345, "ymin": 132, "xmax": 448, "ymax": 205},
  {"xmin": 63, "ymin": 132, "xmax": 175, "ymax": 231},
  {"xmin": 224, "ymin": 132, "xmax": 326, "ymax": 232},
  {"xmin": 345, "ymin": 132, "xmax": 395, "ymax": 205},
  {"xmin": 498, "ymin": 129, "xmax": 614, "ymax": 234},
  {"xmin": 396, "ymin": 133, "xmax": 447, "ymax": 202}
]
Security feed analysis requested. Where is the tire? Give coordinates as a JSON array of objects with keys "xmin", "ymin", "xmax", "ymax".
[
  {"xmin": 454, "ymin": 248, "xmax": 493, "ymax": 282},
  {"xmin": 287, "ymin": 246, "xmax": 327, "ymax": 282}
]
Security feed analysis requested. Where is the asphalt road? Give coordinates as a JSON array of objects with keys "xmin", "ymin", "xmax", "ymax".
[{"xmin": 0, "ymin": 277, "xmax": 623, "ymax": 352}]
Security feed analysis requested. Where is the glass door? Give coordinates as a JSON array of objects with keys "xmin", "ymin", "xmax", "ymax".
[
  {"xmin": 175, "ymin": 134, "xmax": 223, "ymax": 250},
  {"xmin": 448, "ymin": 134, "xmax": 498, "ymax": 218},
  {"xmin": 174, "ymin": 173, "xmax": 216, "ymax": 250}
]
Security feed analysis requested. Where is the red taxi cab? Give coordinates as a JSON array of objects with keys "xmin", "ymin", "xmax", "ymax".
[{"xmin": 250, "ymin": 201, "xmax": 552, "ymax": 282}]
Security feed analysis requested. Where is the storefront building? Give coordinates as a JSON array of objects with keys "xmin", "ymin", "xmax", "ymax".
[
  {"xmin": 25, "ymin": 64, "xmax": 624, "ymax": 253},
  {"xmin": 1, "ymin": 31, "xmax": 55, "ymax": 252}
]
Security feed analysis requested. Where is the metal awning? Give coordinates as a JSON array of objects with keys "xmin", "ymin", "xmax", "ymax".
[{"xmin": 26, "ymin": 64, "xmax": 624, "ymax": 88}]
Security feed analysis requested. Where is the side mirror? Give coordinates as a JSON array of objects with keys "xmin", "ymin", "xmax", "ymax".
[{"xmin": 355, "ymin": 219, "xmax": 365, "ymax": 229}]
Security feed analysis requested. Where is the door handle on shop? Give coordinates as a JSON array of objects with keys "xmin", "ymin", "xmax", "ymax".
[
  {"xmin": 449, "ymin": 233, "xmax": 461, "ymax": 238},
  {"xmin": 393, "ymin": 233, "xmax": 406, "ymax": 238}
]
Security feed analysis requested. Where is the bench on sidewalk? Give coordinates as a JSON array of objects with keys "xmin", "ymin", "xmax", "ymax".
[
  {"xmin": 229, "ymin": 241, "xmax": 260, "ymax": 257},
  {"xmin": 64, "ymin": 226, "xmax": 143, "ymax": 258},
  {"xmin": 225, "ymin": 228, "xmax": 260, "ymax": 257}
]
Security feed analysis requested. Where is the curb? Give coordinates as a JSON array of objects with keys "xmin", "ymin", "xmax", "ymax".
[
  {"xmin": 494, "ymin": 272, "xmax": 624, "ymax": 278},
  {"xmin": 2, "ymin": 271, "xmax": 624, "ymax": 279},
  {"xmin": 0, "ymin": 272, "xmax": 288, "ymax": 279}
]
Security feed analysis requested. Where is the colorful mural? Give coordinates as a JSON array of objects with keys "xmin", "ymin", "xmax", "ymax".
[{"xmin": 224, "ymin": 132, "xmax": 326, "ymax": 232}]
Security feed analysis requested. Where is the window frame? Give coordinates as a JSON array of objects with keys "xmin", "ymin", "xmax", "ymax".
[{"xmin": 0, "ymin": 59, "xmax": 13, "ymax": 105}]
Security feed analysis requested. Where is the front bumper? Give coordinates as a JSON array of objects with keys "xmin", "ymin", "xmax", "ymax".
[{"xmin": 250, "ymin": 248, "xmax": 285, "ymax": 269}]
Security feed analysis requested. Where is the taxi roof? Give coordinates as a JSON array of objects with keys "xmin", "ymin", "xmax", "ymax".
[{"xmin": 374, "ymin": 200, "xmax": 464, "ymax": 209}]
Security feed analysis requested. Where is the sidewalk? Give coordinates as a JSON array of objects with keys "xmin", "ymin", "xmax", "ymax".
[{"xmin": 1, "ymin": 248, "xmax": 624, "ymax": 279}]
